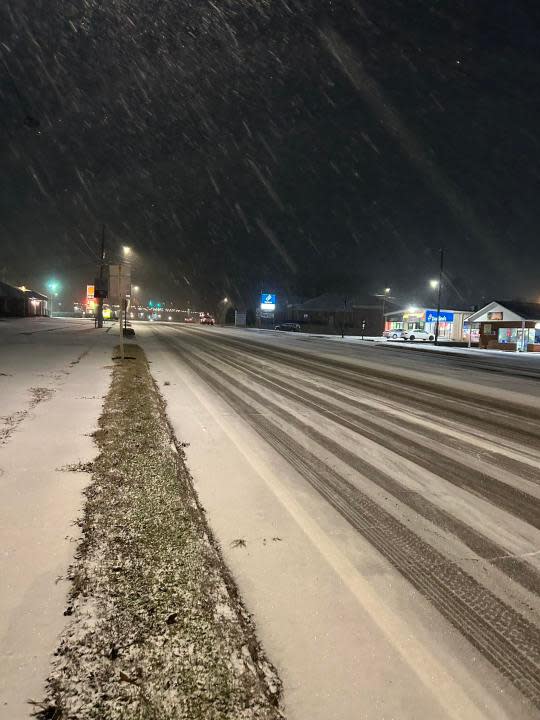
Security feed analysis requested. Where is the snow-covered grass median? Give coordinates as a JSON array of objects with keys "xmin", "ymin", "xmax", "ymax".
[{"xmin": 34, "ymin": 344, "xmax": 283, "ymax": 720}]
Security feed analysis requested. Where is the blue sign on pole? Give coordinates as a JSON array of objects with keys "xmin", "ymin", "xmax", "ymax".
[
  {"xmin": 260, "ymin": 293, "xmax": 276, "ymax": 310},
  {"xmin": 425, "ymin": 309, "xmax": 454, "ymax": 323}
]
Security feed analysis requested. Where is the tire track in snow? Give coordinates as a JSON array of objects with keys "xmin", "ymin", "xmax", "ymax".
[
  {"xmin": 215, "ymin": 344, "xmax": 540, "ymax": 482},
  {"xmin": 171, "ymin": 327, "xmax": 540, "ymax": 509},
  {"xmin": 171, "ymin": 333, "xmax": 540, "ymax": 596},
  {"xmin": 156, "ymin": 329, "xmax": 540, "ymax": 710},
  {"xmin": 196, "ymin": 330, "xmax": 540, "ymax": 444},
  {"xmin": 189, "ymin": 335, "xmax": 540, "ymax": 526}
]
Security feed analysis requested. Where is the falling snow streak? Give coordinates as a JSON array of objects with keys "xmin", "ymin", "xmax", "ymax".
[{"xmin": 1, "ymin": 1, "xmax": 540, "ymax": 305}]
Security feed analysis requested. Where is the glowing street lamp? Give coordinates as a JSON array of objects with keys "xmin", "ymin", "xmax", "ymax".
[
  {"xmin": 375, "ymin": 287, "xmax": 393, "ymax": 335},
  {"xmin": 122, "ymin": 245, "xmax": 131, "ymax": 256},
  {"xmin": 46, "ymin": 279, "xmax": 61, "ymax": 316},
  {"xmin": 429, "ymin": 279, "xmax": 439, "ymax": 289}
]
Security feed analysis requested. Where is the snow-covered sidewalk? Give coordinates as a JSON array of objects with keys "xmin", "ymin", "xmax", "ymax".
[
  {"xmin": 376, "ymin": 339, "xmax": 540, "ymax": 357},
  {"xmin": 0, "ymin": 318, "xmax": 115, "ymax": 718}
]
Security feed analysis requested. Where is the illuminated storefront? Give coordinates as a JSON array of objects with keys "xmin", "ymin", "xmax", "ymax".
[
  {"xmin": 384, "ymin": 307, "xmax": 469, "ymax": 341},
  {"xmin": 466, "ymin": 301, "xmax": 540, "ymax": 352}
]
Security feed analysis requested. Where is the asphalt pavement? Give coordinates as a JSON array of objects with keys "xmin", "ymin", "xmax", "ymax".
[{"xmin": 139, "ymin": 322, "xmax": 540, "ymax": 720}]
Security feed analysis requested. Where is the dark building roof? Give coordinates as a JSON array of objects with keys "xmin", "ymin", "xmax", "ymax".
[
  {"xmin": 26, "ymin": 289, "xmax": 48, "ymax": 301},
  {"xmin": 0, "ymin": 281, "xmax": 24, "ymax": 298},
  {"xmin": 495, "ymin": 300, "xmax": 540, "ymax": 321},
  {"xmin": 0, "ymin": 281, "xmax": 48, "ymax": 301},
  {"xmin": 290, "ymin": 292, "xmax": 380, "ymax": 312}
]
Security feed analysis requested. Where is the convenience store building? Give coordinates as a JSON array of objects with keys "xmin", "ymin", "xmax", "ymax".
[
  {"xmin": 465, "ymin": 301, "xmax": 540, "ymax": 352},
  {"xmin": 384, "ymin": 307, "xmax": 470, "ymax": 342}
]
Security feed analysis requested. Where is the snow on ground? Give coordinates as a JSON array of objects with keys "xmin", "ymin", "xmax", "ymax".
[
  {"xmin": 138, "ymin": 324, "xmax": 538, "ymax": 720},
  {"xmin": 241, "ymin": 326, "xmax": 540, "ymax": 357},
  {"xmin": 218, "ymin": 324, "xmax": 540, "ymax": 407},
  {"xmin": 37, "ymin": 343, "xmax": 282, "ymax": 719},
  {"xmin": 376, "ymin": 338, "xmax": 540, "ymax": 356},
  {"xmin": 4, "ymin": 318, "xmax": 537, "ymax": 718},
  {"xmin": 0, "ymin": 318, "xmax": 116, "ymax": 719}
]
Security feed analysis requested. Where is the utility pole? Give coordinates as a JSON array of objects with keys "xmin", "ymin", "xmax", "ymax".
[
  {"xmin": 118, "ymin": 263, "xmax": 124, "ymax": 361},
  {"xmin": 124, "ymin": 289, "xmax": 129, "ymax": 331},
  {"xmin": 341, "ymin": 296, "xmax": 347, "ymax": 339},
  {"xmin": 434, "ymin": 248, "xmax": 444, "ymax": 345},
  {"xmin": 96, "ymin": 224, "xmax": 106, "ymax": 328},
  {"xmin": 375, "ymin": 288, "xmax": 392, "ymax": 336}
]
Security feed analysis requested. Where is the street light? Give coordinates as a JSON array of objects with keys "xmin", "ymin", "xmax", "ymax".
[
  {"xmin": 429, "ymin": 279, "xmax": 439, "ymax": 289},
  {"xmin": 375, "ymin": 287, "xmax": 392, "ymax": 336},
  {"xmin": 46, "ymin": 280, "xmax": 61, "ymax": 317},
  {"xmin": 434, "ymin": 249, "xmax": 444, "ymax": 345},
  {"xmin": 219, "ymin": 297, "xmax": 231, "ymax": 325},
  {"xmin": 123, "ymin": 245, "xmax": 131, "ymax": 256}
]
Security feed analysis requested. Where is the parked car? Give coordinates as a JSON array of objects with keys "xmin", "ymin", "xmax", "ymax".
[
  {"xmin": 184, "ymin": 316, "xmax": 194, "ymax": 323},
  {"xmin": 274, "ymin": 323, "xmax": 301, "ymax": 332},
  {"xmin": 383, "ymin": 328, "xmax": 405, "ymax": 340},
  {"xmin": 200, "ymin": 314, "xmax": 215, "ymax": 325},
  {"xmin": 402, "ymin": 329, "xmax": 435, "ymax": 342}
]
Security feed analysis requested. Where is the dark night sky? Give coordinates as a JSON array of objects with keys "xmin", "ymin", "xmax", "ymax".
[{"xmin": 1, "ymin": 0, "xmax": 540, "ymax": 310}]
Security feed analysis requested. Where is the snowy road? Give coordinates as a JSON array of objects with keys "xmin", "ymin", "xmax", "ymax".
[{"xmin": 139, "ymin": 323, "xmax": 540, "ymax": 720}]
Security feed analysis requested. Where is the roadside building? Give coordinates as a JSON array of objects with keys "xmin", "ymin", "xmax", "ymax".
[
  {"xmin": 286, "ymin": 292, "xmax": 381, "ymax": 335},
  {"xmin": 466, "ymin": 300, "xmax": 540, "ymax": 352},
  {"xmin": 0, "ymin": 281, "xmax": 23, "ymax": 316},
  {"xmin": 384, "ymin": 307, "xmax": 471, "ymax": 342},
  {"xmin": 0, "ymin": 281, "xmax": 48, "ymax": 317}
]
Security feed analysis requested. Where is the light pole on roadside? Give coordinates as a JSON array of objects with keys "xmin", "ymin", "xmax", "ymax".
[
  {"xmin": 434, "ymin": 249, "xmax": 444, "ymax": 345},
  {"xmin": 374, "ymin": 288, "xmax": 392, "ymax": 336},
  {"xmin": 341, "ymin": 296, "xmax": 348, "ymax": 339},
  {"xmin": 220, "ymin": 297, "xmax": 230, "ymax": 324},
  {"xmin": 96, "ymin": 224, "xmax": 106, "ymax": 328},
  {"xmin": 109, "ymin": 244, "xmax": 134, "ymax": 359},
  {"xmin": 121, "ymin": 246, "xmax": 132, "ymax": 333},
  {"xmin": 46, "ymin": 280, "xmax": 60, "ymax": 317}
]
